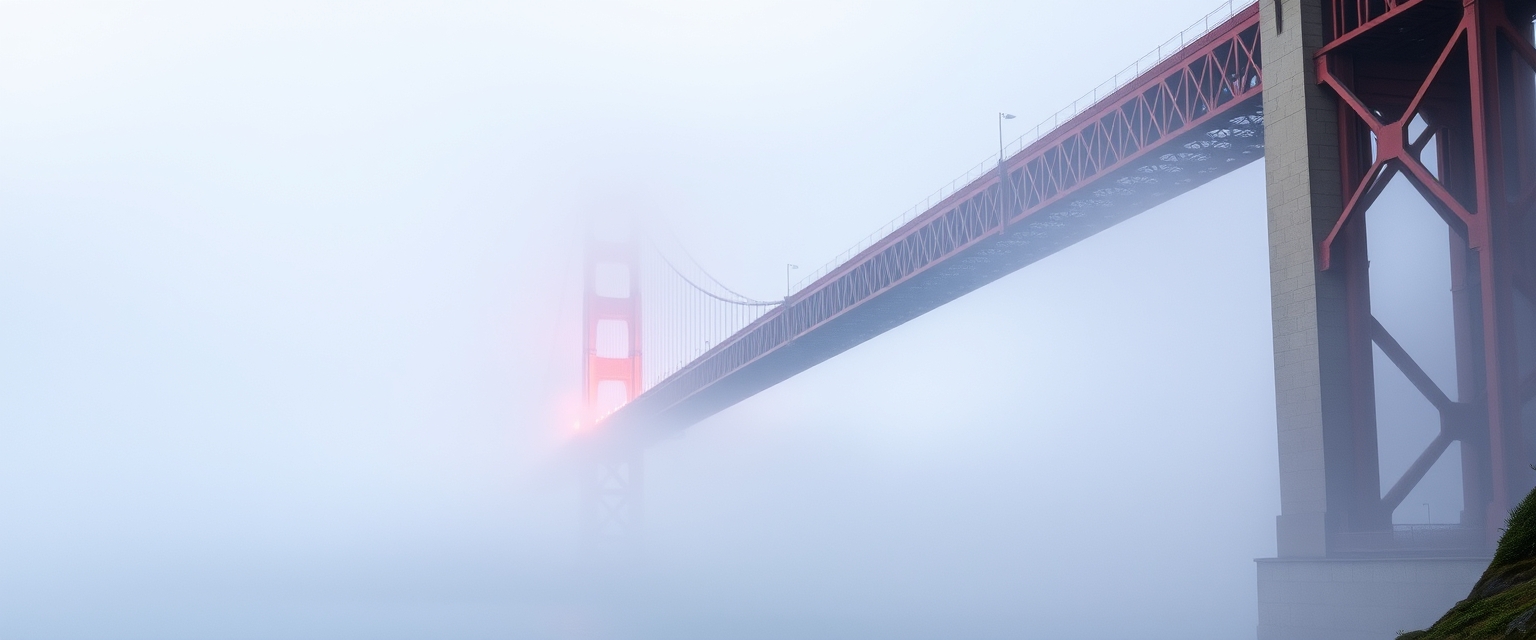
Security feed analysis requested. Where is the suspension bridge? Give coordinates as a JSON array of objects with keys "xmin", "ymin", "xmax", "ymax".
[{"xmin": 571, "ymin": 1, "xmax": 1536, "ymax": 638}]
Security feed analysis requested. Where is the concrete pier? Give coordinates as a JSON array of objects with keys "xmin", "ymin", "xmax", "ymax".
[{"xmin": 1256, "ymin": 557, "xmax": 1487, "ymax": 639}]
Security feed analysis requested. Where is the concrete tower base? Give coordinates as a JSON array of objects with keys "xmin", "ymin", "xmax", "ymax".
[{"xmin": 1256, "ymin": 557, "xmax": 1489, "ymax": 640}]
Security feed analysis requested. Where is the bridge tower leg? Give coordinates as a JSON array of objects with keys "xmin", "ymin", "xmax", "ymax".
[
  {"xmin": 580, "ymin": 233, "xmax": 645, "ymax": 561},
  {"xmin": 1258, "ymin": 0, "xmax": 1536, "ymax": 637}
]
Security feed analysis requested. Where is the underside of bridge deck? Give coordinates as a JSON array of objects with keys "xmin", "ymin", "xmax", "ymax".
[{"xmin": 589, "ymin": 5, "xmax": 1265, "ymax": 449}]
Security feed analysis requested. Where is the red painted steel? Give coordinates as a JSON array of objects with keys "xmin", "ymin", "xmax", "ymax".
[
  {"xmin": 562, "ymin": 0, "xmax": 1536, "ymax": 563},
  {"xmin": 582, "ymin": 237, "xmax": 643, "ymax": 423},
  {"xmin": 580, "ymin": 236, "xmax": 645, "ymax": 554},
  {"xmin": 594, "ymin": 5, "xmax": 1265, "ymax": 446},
  {"xmin": 1316, "ymin": 0, "xmax": 1536, "ymax": 551}
]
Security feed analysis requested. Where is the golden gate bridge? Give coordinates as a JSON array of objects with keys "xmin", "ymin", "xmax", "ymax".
[{"xmin": 566, "ymin": 1, "xmax": 1536, "ymax": 637}]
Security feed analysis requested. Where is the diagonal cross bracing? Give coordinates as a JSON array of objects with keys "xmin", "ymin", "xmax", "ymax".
[{"xmin": 592, "ymin": 4, "xmax": 1265, "ymax": 448}]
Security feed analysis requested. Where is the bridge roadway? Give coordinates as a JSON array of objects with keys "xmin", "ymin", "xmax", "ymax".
[{"xmin": 598, "ymin": 4, "xmax": 1264, "ymax": 448}]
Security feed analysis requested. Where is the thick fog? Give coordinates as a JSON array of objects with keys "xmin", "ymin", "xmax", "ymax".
[{"xmin": 0, "ymin": 1, "xmax": 1465, "ymax": 639}]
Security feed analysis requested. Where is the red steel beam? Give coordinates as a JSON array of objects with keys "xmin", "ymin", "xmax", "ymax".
[{"xmin": 1316, "ymin": 0, "xmax": 1536, "ymax": 552}]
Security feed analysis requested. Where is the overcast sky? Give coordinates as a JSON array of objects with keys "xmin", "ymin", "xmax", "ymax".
[{"xmin": 0, "ymin": 1, "xmax": 1467, "ymax": 638}]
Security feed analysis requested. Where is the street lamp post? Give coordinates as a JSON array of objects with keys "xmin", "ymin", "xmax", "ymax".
[
  {"xmin": 998, "ymin": 112, "xmax": 1015, "ymax": 233},
  {"xmin": 785, "ymin": 264, "xmax": 799, "ymax": 298}
]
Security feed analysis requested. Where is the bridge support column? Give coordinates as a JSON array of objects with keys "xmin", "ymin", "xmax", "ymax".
[
  {"xmin": 580, "ymin": 451, "xmax": 644, "ymax": 561},
  {"xmin": 1252, "ymin": 0, "xmax": 1536, "ymax": 636},
  {"xmin": 1261, "ymin": 0, "xmax": 1359, "ymax": 567}
]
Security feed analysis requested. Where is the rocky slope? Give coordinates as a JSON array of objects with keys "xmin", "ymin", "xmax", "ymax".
[{"xmin": 1400, "ymin": 485, "xmax": 1536, "ymax": 639}]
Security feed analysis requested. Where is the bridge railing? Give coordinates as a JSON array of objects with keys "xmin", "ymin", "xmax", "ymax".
[
  {"xmin": 790, "ymin": 0, "xmax": 1260, "ymax": 294},
  {"xmin": 1331, "ymin": 525, "xmax": 1490, "ymax": 555}
]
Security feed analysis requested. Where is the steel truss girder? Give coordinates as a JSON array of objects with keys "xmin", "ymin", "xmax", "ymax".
[
  {"xmin": 594, "ymin": 5, "xmax": 1266, "ymax": 445},
  {"xmin": 583, "ymin": 6, "xmax": 1259, "ymax": 445}
]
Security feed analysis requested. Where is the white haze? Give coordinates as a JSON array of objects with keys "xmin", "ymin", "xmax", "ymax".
[{"xmin": 0, "ymin": 1, "xmax": 1461, "ymax": 638}]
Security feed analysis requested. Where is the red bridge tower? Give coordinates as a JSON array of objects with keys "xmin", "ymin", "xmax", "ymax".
[{"xmin": 579, "ymin": 232, "xmax": 644, "ymax": 559}]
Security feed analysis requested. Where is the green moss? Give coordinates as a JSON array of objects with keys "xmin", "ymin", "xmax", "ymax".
[{"xmin": 1398, "ymin": 486, "xmax": 1536, "ymax": 639}]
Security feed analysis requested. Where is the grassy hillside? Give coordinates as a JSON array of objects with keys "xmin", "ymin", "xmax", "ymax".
[{"xmin": 1400, "ymin": 486, "xmax": 1536, "ymax": 639}]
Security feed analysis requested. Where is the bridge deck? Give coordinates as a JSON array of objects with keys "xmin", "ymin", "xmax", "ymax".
[{"xmin": 598, "ymin": 4, "xmax": 1264, "ymax": 448}]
